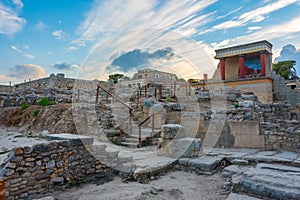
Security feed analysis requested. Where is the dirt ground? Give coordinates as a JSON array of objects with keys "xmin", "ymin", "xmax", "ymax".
[{"xmin": 54, "ymin": 171, "xmax": 228, "ymax": 200}]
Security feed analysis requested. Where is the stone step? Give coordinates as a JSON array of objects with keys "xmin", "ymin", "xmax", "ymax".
[{"xmin": 121, "ymin": 142, "xmax": 139, "ymax": 148}]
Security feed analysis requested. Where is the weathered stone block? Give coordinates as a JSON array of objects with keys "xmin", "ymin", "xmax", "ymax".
[
  {"xmin": 157, "ymin": 137, "xmax": 201, "ymax": 158},
  {"xmin": 161, "ymin": 124, "xmax": 185, "ymax": 139}
]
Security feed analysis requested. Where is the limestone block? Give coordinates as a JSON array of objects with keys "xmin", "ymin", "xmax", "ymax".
[
  {"xmin": 157, "ymin": 137, "xmax": 201, "ymax": 158},
  {"xmin": 47, "ymin": 133, "xmax": 94, "ymax": 146},
  {"xmin": 161, "ymin": 124, "xmax": 185, "ymax": 139},
  {"xmin": 228, "ymin": 121, "xmax": 260, "ymax": 136},
  {"xmin": 149, "ymin": 104, "xmax": 166, "ymax": 129},
  {"xmin": 234, "ymin": 135, "xmax": 265, "ymax": 148}
]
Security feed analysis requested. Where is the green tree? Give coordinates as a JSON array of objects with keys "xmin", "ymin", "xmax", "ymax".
[
  {"xmin": 108, "ymin": 74, "xmax": 130, "ymax": 83},
  {"xmin": 273, "ymin": 60, "xmax": 298, "ymax": 80}
]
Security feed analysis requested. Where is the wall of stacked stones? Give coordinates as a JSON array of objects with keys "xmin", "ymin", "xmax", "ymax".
[
  {"xmin": 0, "ymin": 85, "xmax": 14, "ymax": 93},
  {"xmin": 0, "ymin": 76, "xmax": 112, "ymax": 108},
  {"xmin": 226, "ymin": 102, "xmax": 300, "ymax": 152},
  {"xmin": 0, "ymin": 140, "xmax": 108, "ymax": 200}
]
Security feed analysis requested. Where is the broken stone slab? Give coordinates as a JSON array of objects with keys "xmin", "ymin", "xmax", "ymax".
[
  {"xmin": 241, "ymin": 163, "xmax": 300, "ymax": 199},
  {"xmin": 227, "ymin": 193, "xmax": 261, "ymax": 200},
  {"xmin": 47, "ymin": 133, "xmax": 94, "ymax": 146},
  {"xmin": 243, "ymin": 150, "xmax": 277, "ymax": 162},
  {"xmin": 157, "ymin": 137, "xmax": 201, "ymax": 158},
  {"xmin": 203, "ymin": 148, "xmax": 258, "ymax": 161},
  {"xmin": 232, "ymin": 159, "xmax": 249, "ymax": 165},
  {"xmin": 222, "ymin": 165, "xmax": 250, "ymax": 178},
  {"xmin": 161, "ymin": 124, "xmax": 185, "ymax": 139},
  {"xmin": 178, "ymin": 156, "xmax": 222, "ymax": 172},
  {"xmin": 266, "ymin": 151, "xmax": 299, "ymax": 163}
]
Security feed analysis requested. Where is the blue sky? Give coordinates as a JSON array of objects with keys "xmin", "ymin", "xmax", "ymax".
[{"xmin": 1, "ymin": 0, "xmax": 300, "ymax": 84}]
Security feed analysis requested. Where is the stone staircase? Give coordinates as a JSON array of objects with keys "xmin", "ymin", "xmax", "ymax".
[{"xmin": 110, "ymin": 83, "xmax": 161, "ymax": 148}]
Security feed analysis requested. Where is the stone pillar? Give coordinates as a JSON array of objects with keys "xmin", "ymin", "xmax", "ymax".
[
  {"xmin": 260, "ymin": 51, "xmax": 267, "ymax": 76},
  {"xmin": 220, "ymin": 58, "xmax": 226, "ymax": 80},
  {"xmin": 238, "ymin": 55, "xmax": 245, "ymax": 78}
]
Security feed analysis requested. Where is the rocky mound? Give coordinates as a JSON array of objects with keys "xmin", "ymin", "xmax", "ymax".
[{"xmin": 0, "ymin": 104, "xmax": 77, "ymax": 135}]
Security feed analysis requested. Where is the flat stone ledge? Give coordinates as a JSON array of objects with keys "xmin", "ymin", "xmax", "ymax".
[
  {"xmin": 47, "ymin": 133, "xmax": 94, "ymax": 146},
  {"xmin": 227, "ymin": 193, "xmax": 261, "ymax": 200}
]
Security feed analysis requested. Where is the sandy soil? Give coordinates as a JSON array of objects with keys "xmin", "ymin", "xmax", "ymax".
[{"xmin": 54, "ymin": 171, "xmax": 228, "ymax": 200}]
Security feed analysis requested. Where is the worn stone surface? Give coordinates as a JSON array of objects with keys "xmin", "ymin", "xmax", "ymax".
[
  {"xmin": 227, "ymin": 193, "xmax": 261, "ymax": 200},
  {"xmin": 157, "ymin": 137, "xmax": 201, "ymax": 158},
  {"xmin": 47, "ymin": 133, "xmax": 94, "ymax": 146},
  {"xmin": 179, "ymin": 156, "xmax": 222, "ymax": 172},
  {"xmin": 241, "ymin": 163, "xmax": 300, "ymax": 200},
  {"xmin": 161, "ymin": 124, "xmax": 185, "ymax": 139}
]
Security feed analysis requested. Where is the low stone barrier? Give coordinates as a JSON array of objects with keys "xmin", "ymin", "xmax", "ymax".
[{"xmin": 0, "ymin": 135, "xmax": 109, "ymax": 199}]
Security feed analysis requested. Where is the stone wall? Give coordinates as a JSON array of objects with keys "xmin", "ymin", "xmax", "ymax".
[
  {"xmin": 0, "ymin": 139, "xmax": 110, "ymax": 199},
  {"xmin": 0, "ymin": 75, "xmax": 112, "ymax": 108},
  {"xmin": 0, "ymin": 85, "xmax": 13, "ymax": 93},
  {"xmin": 263, "ymin": 120, "xmax": 300, "ymax": 152},
  {"xmin": 272, "ymin": 73, "xmax": 300, "ymax": 105}
]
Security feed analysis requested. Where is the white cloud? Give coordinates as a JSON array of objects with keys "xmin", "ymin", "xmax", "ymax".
[
  {"xmin": 12, "ymin": 0, "xmax": 23, "ymax": 9},
  {"xmin": 11, "ymin": 45, "xmax": 22, "ymax": 53},
  {"xmin": 215, "ymin": 14, "xmax": 300, "ymax": 49},
  {"xmin": 52, "ymin": 30, "xmax": 66, "ymax": 39},
  {"xmin": 74, "ymin": 0, "xmax": 218, "ymax": 80},
  {"xmin": 0, "ymin": 74, "xmax": 9, "ymax": 80},
  {"xmin": 247, "ymin": 26, "xmax": 262, "ymax": 31},
  {"xmin": 68, "ymin": 46, "xmax": 79, "ymax": 51},
  {"xmin": 200, "ymin": 0, "xmax": 299, "ymax": 34},
  {"xmin": 34, "ymin": 21, "xmax": 47, "ymax": 31},
  {"xmin": 22, "ymin": 44, "xmax": 29, "ymax": 49},
  {"xmin": 11, "ymin": 45, "xmax": 34, "ymax": 59},
  {"xmin": 9, "ymin": 64, "xmax": 46, "ymax": 79},
  {"xmin": 78, "ymin": 0, "xmax": 216, "ymax": 41},
  {"xmin": 24, "ymin": 53, "xmax": 34, "ymax": 59},
  {"xmin": 0, "ymin": 2, "xmax": 26, "ymax": 36}
]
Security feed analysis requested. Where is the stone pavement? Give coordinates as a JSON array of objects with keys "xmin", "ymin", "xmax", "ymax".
[{"xmin": 179, "ymin": 148, "xmax": 300, "ymax": 200}]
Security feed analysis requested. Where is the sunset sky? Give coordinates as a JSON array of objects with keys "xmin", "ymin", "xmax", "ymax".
[{"xmin": 1, "ymin": 0, "xmax": 300, "ymax": 84}]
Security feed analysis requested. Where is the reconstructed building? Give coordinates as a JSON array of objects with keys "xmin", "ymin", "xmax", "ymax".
[
  {"xmin": 121, "ymin": 69, "xmax": 177, "ymax": 88},
  {"xmin": 208, "ymin": 40, "xmax": 274, "ymax": 103}
]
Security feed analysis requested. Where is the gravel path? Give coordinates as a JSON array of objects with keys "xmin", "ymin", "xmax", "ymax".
[{"xmin": 54, "ymin": 171, "xmax": 228, "ymax": 200}]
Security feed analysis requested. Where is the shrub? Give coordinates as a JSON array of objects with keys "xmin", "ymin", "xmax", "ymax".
[
  {"xmin": 33, "ymin": 109, "xmax": 40, "ymax": 117},
  {"xmin": 165, "ymin": 98, "xmax": 172, "ymax": 103},
  {"xmin": 233, "ymin": 102, "xmax": 239, "ymax": 108},
  {"xmin": 37, "ymin": 96, "xmax": 55, "ymax": 106},
  {"xmin": 21, "ymin": 103, "xmax": 30, "ymax": 110}
]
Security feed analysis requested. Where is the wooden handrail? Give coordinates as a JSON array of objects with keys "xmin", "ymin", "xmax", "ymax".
[
  {"xmin": 97, "ymin": 84, "xmax": 132, "ymax": 111},
  {"xmin": 138, "ymin": 113, "xmax": 155, "ymax": 147}
]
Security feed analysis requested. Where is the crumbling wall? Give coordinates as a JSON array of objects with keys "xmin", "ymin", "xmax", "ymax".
[
  {"xmin": 0, "ymin": 140, "xmax": 109, "ymax": 199},
  {"xmin": 0, "ymin": 85, "xmax": 14, "ymax": 93},
  {"xmin": 272, "ymin": 73, "xmax": 300, "ymax": 105}
]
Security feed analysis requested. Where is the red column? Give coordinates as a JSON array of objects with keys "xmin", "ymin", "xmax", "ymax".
[
  {"xmin": 238, "ymin": 55, "xmax": 245, "ymax": 78},
  {"xmin": 220, "ymin": 58, "xmax": 225, "ymax": 80},
  {"xmin": 260, "ymin": 51, "xmax": 267, "ymax": 76}
]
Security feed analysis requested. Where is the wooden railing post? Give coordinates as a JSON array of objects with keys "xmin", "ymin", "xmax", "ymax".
[
  {"xmin": 129, "ymin": 109, "xmax": 132, "ymax": 134},
  {"xmin": 151, "ymin": 114, "xmax": 154, "ymax": 137},
  {"xmin": 95, "ymin": 85, "xmax": 100, "ymax": 104},
  {"xmin": 174, "ymin": 82, "xmax": 176, "ymax": 98},
  {"xmin": 120, "ymin": 129, "xmax": 123, "ymax": 142},
  {"xmin": 159, "ymin": 85, "xmax": 162, "ymax": 98},
  {"xmin": 139, "ymin": 126, "xmax": 142, "ymax": 147},
  {"xmin": 0, "ymin": 178, "xmax": 5, "ymax": 200}
]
